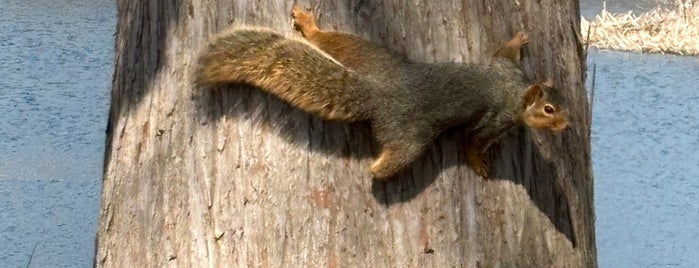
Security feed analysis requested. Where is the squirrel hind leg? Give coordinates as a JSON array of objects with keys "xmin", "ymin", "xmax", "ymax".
[
  {"xmin": 291, "ymin": 5, "xmax": 320, "ymax": 38},
  {"xmin": 370, "ymin": 141, "xmax": 430, "ymax": 180}
]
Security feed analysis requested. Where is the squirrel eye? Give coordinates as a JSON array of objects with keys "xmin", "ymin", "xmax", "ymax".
[{"xmin": 544, "ymin": 104, "xmax": 555, "ymax": 114}]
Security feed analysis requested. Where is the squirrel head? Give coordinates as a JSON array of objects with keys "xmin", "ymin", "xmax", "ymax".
[{"xmin": 522, "ymin": 79, "xmax": 569, "ymax": 131}]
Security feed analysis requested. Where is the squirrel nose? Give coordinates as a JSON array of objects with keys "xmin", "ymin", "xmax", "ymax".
[{"xmin": 551, "ymin": 121, "xmax": 569, "ymax": 131}]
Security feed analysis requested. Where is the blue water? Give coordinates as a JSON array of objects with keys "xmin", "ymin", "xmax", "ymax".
[
  {"xmin": 580, "ymin": 0, "xmax": 676, "ymax": 18},
  {"xmin": 589, "ymin": 49, "xmax": 699, "ymax": 267},
  {"xmin": 0, "ymin": 0, "xmax": 114, "ymax": 267},
  {"xmin": 0, "ymin": 0, "xmax": 697, "ymax": 267}
]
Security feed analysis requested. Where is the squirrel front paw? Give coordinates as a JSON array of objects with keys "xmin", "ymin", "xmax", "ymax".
[
  {"xmin": 512, "ymin": 31, "xmax": 530, "ymax": 47},
  {"xmin": 466, "ymin": 148, "xmax": 489, "ymax": 179},
  {"xmin": 291, "ymin": 5, "xmax": 319, "ymax": 38}
]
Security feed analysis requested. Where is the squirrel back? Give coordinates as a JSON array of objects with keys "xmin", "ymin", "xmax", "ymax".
[{"xmin": 291, "ymin": 6, "xmax": 405, "ymax": 77}]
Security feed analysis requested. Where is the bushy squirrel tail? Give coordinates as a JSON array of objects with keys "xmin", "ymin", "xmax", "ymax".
[{"xmin": 196, "ymin": 27, "xmax": 373, "ymax": 121}]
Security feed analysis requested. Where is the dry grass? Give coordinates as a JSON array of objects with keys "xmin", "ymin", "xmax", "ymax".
[{"xmin": 582, "ymin": 0, "xmax": 699, "ymax": 55}]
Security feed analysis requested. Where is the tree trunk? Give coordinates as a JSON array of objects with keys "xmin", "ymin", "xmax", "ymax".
[{"xmin": 96, "ymin": 0, "xmax": 596, "ymax": 267}]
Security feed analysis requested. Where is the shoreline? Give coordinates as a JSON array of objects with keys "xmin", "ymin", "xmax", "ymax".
[{"xmin": 582, "ymin": 1, "xmax": 699, "ymax": 56}]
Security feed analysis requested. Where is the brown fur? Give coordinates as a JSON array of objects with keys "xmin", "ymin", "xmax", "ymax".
[
  {"xmin": 195, "ymin": 7, "xmax": 569, "ymax": 180},
  {"xmin": 493, "ymin": 31, "xmax": 530, "ymax": 66},
  {"xmin": 292, "ymin": 6, "xmax": 406, "ymax": 79},
  {"xmin": 196, "ymin": 27, "xmax": 373, "ymax": 121}
]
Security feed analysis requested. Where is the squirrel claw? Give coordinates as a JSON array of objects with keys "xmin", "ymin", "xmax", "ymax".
[
  {"xmin": 290, "ymin": 5, "xmax": 303, "ymax": 18},
  {"xmin": 473, "ymin": 164, "xmax": 489, "ymax": 179},
  {"xmin": 514, "ymin": 31, "xmax": 530, "ymax": 46},
  {"xmin": 466, "ymin": 149, "xmax": 489, "ymax": 179},
  {"xmin": 291, "ymin": 5, "xmax": 319, "ymax": 37}
]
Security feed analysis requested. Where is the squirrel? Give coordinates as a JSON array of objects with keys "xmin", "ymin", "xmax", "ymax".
[{"xmin": 195, "ymin": 6, "xmax": 569, "ymax": 180}]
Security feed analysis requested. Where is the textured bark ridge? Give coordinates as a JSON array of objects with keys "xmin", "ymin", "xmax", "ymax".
[{"xmin": 96, "ymin": 1, "xmax": 596, "ymax": 267}]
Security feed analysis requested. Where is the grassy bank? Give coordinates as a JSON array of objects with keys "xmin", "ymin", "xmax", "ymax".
[{"xmin": 582, "ymin": 1, "xmax": 699, "ymax": 55}]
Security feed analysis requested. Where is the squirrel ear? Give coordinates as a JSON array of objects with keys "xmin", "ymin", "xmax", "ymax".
[
  {"xmin": 542, "ymin": 78, "xmax": 554, "ymax": 88},
  {"xmin": 523, "ymin": 84, "xmax": 543, "ymax": 107}
]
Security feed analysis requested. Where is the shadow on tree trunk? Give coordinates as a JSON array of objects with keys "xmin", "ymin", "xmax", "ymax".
[{"xmin": 198, "ymin": 83, "xmax": 576, "ymax": 247}]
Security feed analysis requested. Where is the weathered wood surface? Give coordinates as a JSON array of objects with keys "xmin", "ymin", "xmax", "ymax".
[{"xmin": 96, "ymin": 0, "xmax": 596, "ymax": 267}]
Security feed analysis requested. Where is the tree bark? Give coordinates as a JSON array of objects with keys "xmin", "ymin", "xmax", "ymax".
[{"xmin": 96, "ymin": 0, "xmax": 596, "ymax": 267}]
